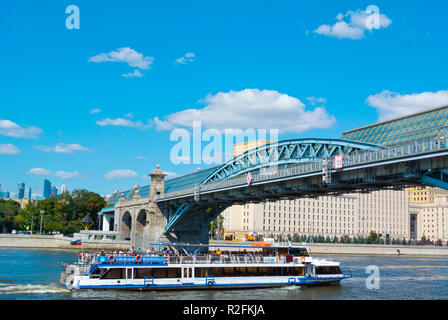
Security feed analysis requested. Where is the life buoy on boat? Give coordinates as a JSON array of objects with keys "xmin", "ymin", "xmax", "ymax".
[
  {"xmin": 300, "ymin": 256, "xmax": 306, "ymax": 263},
  {"xmin": 135, "ymin": 255, "xmax": 142, "ymax": 263},
  {"xmin": 108, "ymin": 255, "xmax": 115, "ymax": 263},
  {"xmin": 77, "ymin": 251, "xmax": 86, "ymax": 261}
]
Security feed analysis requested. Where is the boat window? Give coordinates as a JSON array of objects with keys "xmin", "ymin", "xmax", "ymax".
[
  {"xmin": 194, "ymin": 266, "xmax": 304, "ymax": 277},
  {"xmin": 134, "ymin": 267, "xmax": 181, "ymax": 278},
  {"xmin": 90, "ymin": 267, "xmax": 107, "ymax": 278},
  {"xmin": 288, "ymin": 249, "xmax": 309, "ymax": 257},
  {"xmin": 101, "ymin": 268, "xmax": 124, "ymax": 279},
  {"xmin": 315, "ymin": 266, "xmax": 342, "ymax": 275}
]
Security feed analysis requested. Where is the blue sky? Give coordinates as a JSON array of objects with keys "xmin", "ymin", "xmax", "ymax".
[{"xmin": 1, "ymin": 0, "xmax": 448, "ymax": 197}]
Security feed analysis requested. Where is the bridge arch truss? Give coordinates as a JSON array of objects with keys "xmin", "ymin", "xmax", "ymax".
[{"xmin": 201, "ymin": 138, "xmax": 386, "ymax": 184}]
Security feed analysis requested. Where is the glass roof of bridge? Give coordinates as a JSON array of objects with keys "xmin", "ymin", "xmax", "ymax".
[
  {"xmin": 164, "ymin": 167, "xmax": 217, "ymax": 193},
  {"xmin": 341, "ymin": 104, "xmax": 448, "ymax": 146}
]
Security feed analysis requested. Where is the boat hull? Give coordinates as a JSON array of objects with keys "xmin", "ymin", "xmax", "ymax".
[{"xmin": 68, "ymin": 275, "xmax": 350, "ymax": 291}]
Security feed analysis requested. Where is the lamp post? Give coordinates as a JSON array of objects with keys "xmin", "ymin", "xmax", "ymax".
[
  {"xmin": 30, "ymin": 211, "xmax": 33, "ymax": 235},
  {"xmin": 217, "ymin": 215, "xmax": 220, "ymax": 240},
  {"xmin": 39, "ymin": 210, "xmax": 45, "ymax": 235}
]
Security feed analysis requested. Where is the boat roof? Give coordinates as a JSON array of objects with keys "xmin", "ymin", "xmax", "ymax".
[{"xmin": 150, "ymin": 243, "xmax": 308, "ymax": 250}]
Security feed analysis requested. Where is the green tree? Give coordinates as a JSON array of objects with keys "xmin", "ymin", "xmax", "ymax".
[
  {"xmin": 208, "ymin": 214, "xmax": 224, "ymax": 239},
  {"xmin": 11, "ymin": 189, "xmax": 107, "ymax": 235},
  {"xmin": 0, "ymin": 199, "xmax": 20, "ymax": 232},
  {"xmin": 367, "ymin": 231, "xmax": 378, "ymax": 243}
]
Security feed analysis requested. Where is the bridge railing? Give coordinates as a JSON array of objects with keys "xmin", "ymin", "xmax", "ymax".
[{"xmin": 158, "ymin": 137, "xmax": 448, "ymax": 200}]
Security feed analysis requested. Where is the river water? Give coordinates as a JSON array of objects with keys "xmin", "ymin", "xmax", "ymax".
[{"xmin": 0, "ymin": 248, "xmax": 446, "ymax": 300}]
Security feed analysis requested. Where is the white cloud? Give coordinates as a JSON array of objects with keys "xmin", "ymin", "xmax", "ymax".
[
  {"xmin": 0, "ymin": 144, "xmax": 20, "ymax": 154},
  {"xmin": 136, "ymin": 156, "xmax": 148, "ymax": 160},
  {"xmin": 54, "ymin": 171, "xmax": 83, "ymax": 179},
  {"xmin": 28, "ymin": 168, "xmax": 53, "ymax": 176},
  {"xmin": 306, "ymin": 96, "xmax": 327, "ymax": 105},
  {"xmin": 142, "ymin": 170, "xmax": 178, "ymax": 179},
  {"xmin": 366, "ymin": 90, "xmax": 448, "ymax": 121},
  {"xmin": 164, "ymin": 171, "xmax": 179, "ymax": 178},
  {"xmin": 154, "ymin": 89, "xmax": 336, "ymax": 133},
  {"xmin": 105, "ymin": 169, "xmax": 138, "ymax": 180},
  {"xmin": 89, "ymin": 47, "xmax": 154, "ymax": 70},
  {"xmin": 90, "ymin": 108, "xmax": 101, "ymax": 114},
  {"xmin": 96, "ymin": 118, "xmax": 151, "ymax": 130},
  {"xmin": 125, "ymin": 112, "xmax": 134, "ymax": 118},
  {"xmin": 122, "ymin": 69, "xmax": 144, "ymax": 78},
  {"xmin": 0, "ymin": 119, "xmax": 42, "ymax": 139},
  {"xmin": 35, "ymin": 143, "xmax": 91, "ymax": 154},
  {"xmin": 28, "ymin": 168, "xmax": 84, "ymax": 179},
  {"xmin": 175, "ymin": 52, "xmax": 196, "ymax": 64},
  {"xmin": 313, "ymin": 9, "xmax": 392, "ymax": 40}
]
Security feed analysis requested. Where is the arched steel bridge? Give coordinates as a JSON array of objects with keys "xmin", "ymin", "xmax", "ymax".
[{"xmin": 156, "ymin": 137, "xmax": 448, "ymax": 244}]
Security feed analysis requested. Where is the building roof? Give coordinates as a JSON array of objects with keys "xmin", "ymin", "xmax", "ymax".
[{"xmin": 341, "ymin": 104, "xmax": 448, "ymax": 146}]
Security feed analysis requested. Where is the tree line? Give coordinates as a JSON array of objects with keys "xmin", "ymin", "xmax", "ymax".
[{"xmin": 0, "ymin": 189, "xmax": 106, "ymax": 234}]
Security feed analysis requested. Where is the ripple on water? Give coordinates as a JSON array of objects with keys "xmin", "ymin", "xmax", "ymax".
[{"xmin": 0, "ymin": 284, "xmax": 71, "ymax": 295}]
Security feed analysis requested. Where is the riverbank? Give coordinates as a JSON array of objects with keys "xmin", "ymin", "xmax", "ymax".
[
  {"xmin": 210, "ymin": 240, "xmax": 448, "ymax": 256},
  {"xmin": 1, "ymin": 234, "xmax": 448, "ymax": 255},
  {"xmin": 0, "ymin": 234, "xmax": 130, "ymax": 250}
]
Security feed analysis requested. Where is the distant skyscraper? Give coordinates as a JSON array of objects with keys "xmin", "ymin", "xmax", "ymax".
[
  {"xmin": 26, "ymin": 186, "xmax": 32, "ymax": 200},
  {"xmin": 43, "ymin": 179, "xmax": 51, "ymax": 199},
  {"xmin": 17, "ymin": 182, "xmax": 25, "ymax": 199},
  {"xmin": 51, "ymin": 186, "xmax": 58, "ymax": 196},
  {"xmin": 61, "ymin": 184, "xmax": 67, "ymax": 194},
  {"xmin": 0, "ymin": 190, "xmax": 10, "ymax": 198}
]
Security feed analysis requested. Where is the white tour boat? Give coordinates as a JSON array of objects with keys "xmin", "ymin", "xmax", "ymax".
[{"xmin": 60, "ymin": 243, "xmax": 351, "ymax": 290}]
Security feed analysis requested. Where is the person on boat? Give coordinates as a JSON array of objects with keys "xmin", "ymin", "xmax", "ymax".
[
  {"xmin": 216, "ymin": 248, "xmax": 222, "ymax": 256},
  {"xmin": 137, "ymin": 248, "xmax": 142, "ymax": 255}
]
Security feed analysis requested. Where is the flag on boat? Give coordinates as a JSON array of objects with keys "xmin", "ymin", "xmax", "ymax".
[{"xmin": 71, "ymin": 239, "xmax": 82, "ymax": 245}]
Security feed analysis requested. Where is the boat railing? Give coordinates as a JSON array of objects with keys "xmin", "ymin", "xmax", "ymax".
[
  {"xmin": 78, "ymin": 252, "xmax": 310, "ymax": 265},
  {"xmin": 61, "ymin": 261, "xmax": 90, "ymax": 276},
  {"xmin": 165, "ymin": 254, "xmax": 282, "ymax": 264},
  {"xmin": 72, "ymin": 252, "xmax": 314, "ymax": 270}
]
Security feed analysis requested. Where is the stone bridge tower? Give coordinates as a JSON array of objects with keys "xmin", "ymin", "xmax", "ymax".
[{"xmin": 114, "ymin": 165, "xmax": 167, "ymax": 250}]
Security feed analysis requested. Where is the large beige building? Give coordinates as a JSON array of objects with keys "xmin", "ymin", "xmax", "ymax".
[
  {"xmin": 409, "ymin": 187, "xmax": 448, "ymax": 243},
  {"xmin": 232, "ymin": 140, "xmax": 270, "ymax": 158},
  {"xmin": 222, "ymin": 189, "xmax": 409, "ymax": 241}
]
